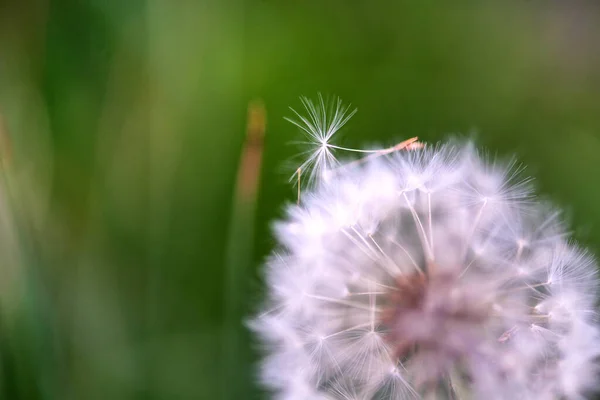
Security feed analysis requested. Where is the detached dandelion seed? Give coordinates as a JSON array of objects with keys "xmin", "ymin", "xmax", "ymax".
[
  {"xmin": 286, "ymin": 94, "xmax": 421, "ymax": 189},
  {"xmin": 252, "ymin": 96, "xmax": 600, "ymax": 399},
  {"xmin": 285, "ymin": 94, "xmax": 357, "ymax": 187}
]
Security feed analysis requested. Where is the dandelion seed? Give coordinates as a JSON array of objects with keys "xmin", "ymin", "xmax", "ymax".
[
  {"xmin": 286, "ymin": 94, "xmax": 421, "ymax": 189},
  {"xmin": 252, "ymin": 97, "xmax": 600, "ymax": 399},
  {"xmin": 285, "ymin": 94, "xmax": 357, "ymax": 187}
]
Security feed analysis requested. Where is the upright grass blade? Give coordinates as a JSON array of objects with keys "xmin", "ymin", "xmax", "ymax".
[
  {"xmin": 222, "ymin": 100, "xmax": 265, "ymax": 400},
  {"xmin": 0, "ymin": 114, "xmax": 61, "ymax": 400}
]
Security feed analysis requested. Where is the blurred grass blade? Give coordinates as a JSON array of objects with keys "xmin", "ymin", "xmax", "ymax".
[{"xmin": 222, "ymin": 100, "xmax": 265, "ymax": 399}]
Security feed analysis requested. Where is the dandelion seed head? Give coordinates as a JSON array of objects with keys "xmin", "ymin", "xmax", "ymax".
[{"xmin": 252, "ymin": 98, "xmax": 600, "ymax": 399}]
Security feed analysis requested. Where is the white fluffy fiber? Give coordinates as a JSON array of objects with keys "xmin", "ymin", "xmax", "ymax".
[{"xmin": 251, "ymin": 98, "xmax": 600, "ymax": 399}]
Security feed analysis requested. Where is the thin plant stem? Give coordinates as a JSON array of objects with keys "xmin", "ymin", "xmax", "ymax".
[{"xmin": 222, "ymin": 100, "xmax": 266, "ymax": 400}]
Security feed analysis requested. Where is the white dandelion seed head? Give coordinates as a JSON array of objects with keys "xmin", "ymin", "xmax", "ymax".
[{"xmin": 252, "ymin": 98, "xmax": 600, "ymax": 399}]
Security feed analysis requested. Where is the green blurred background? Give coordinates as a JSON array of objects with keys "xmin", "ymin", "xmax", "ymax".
[{"xmin": 1, "ymin": 1, "xmax": 600, "ymax": 399}]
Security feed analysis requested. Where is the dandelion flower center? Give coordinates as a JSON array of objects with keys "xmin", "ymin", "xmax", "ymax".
[{"xmin": 384, "ymin": 271, "xmax": 488, "ymax": 355}]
